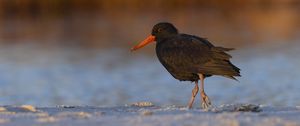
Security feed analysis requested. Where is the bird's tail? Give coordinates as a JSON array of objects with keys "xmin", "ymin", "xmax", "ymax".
[
  {"xmin": 198, "ymin": 46, "xmax": 241, "ymax": 81},
  {"xmin": 222, "ymin": 61, "xmax": 241, "ymax": 81}
]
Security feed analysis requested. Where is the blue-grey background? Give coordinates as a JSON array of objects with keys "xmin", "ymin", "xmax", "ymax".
[{"xmin": 0, "ymin": 0, "xmax": 299, "ymax": 107}]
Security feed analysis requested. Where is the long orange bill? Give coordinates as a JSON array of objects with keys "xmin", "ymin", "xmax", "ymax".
[{"xmin": 131, "ymin": 35, "xmax": 156, "ymax": 51}]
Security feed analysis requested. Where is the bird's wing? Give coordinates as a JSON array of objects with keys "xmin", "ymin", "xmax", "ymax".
[
  {"xmin": 157, "ymin": 36, "xmax": 213, "ymax": 73},
  {"xmin": 189, "ymin": 35, "xmax": 214, "ymax": 47},
  {"xmin": 158, "ymin": 36, "xmax": 240, "ymax": 78}
]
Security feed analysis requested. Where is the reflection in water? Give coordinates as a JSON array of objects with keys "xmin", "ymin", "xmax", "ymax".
[{"xmin": 0, "ymin": 44, "xmax": 299, "ymax": 106}]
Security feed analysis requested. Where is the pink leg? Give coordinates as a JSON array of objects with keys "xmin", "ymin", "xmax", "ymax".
[
  {"xmin": 199, "ymin": 74, "xmax": 211, "ymax": 109},
  {"xmin": 187, "ymin": 81, "xmax": 199, "ymax": 109}
]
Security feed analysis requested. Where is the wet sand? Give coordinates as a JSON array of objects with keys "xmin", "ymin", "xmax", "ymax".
[{"xmin": 0, "ymin": 104, "xmax": 299, "ymax": 126}]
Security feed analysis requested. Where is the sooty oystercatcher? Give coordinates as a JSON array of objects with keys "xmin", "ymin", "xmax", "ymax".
[{"xmin": 131, "ymin": 22, "xmax": 240, "ymax": 109}]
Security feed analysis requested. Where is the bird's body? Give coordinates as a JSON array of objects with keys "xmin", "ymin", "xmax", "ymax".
[
  {"xmin": 156, "ymin": 34, "xmax": 240, "ymax": 82},
  {"xmin": 131, "ymin": 22, "xmax": 240, "ymax": 109}
]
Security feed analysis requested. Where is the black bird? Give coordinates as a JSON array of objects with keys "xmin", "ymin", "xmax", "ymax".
[{"xmin": 131, "ymin": 22, "xmax": 240, "ymax": 109}]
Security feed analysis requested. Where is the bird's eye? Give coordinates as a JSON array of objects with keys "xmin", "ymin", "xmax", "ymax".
[{"xmin": 157, "ymin": 28, "xmax": 162, "ymax": 32}]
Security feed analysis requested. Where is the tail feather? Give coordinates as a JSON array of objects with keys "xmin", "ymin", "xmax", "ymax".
[
  {"xmin": 198, "ymin": 60, "xmax": 240, "ymax": 76},
  {"xmin": 195, "ymin": 46, "xmax": 241, "ymax": 80},
  {"xmin": 212, "ymin": 47, "xmax": 235, "ymax": 52},
  {"xmin": 211, "ymin": 47, "xmax": 234, "ymax": 60},
  {"xmin": 223, "ymin": 75, "xmax": 239, "ymax": 81}
]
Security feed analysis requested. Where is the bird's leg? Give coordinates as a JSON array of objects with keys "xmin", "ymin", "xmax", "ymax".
[
  {"xmin": 187, "ymin": 81, "xmax": 199, "ymax": 109},
  {"xmin": 199, "ymin": 74, "xmax": 212, "ymax": 109}
]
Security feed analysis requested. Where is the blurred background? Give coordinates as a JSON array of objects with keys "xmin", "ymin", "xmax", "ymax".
[{"xmin": 0, "ymin": 0, "xmax": 299, "ymax": 107}]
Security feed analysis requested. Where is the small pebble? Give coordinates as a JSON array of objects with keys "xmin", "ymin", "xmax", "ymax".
[
  {"xmin": 20, "ymin": 105, "xmax": 37, "ymax": 112},
  {"xmin": 131, "ymin": 102, "xmax": 154, "ymax": 107},
  {"xmin": 0, "ymin": 107, "xmax": 7, "ymax": 112}
]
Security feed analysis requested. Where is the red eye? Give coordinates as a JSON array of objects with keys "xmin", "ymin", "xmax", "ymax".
[{"xmin": 157, "ymin": 28, "xmax": 162, "ymax": 32}]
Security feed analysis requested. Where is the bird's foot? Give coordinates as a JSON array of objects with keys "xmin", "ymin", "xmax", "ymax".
[{"xmin": 201, "ymin": 92, "xmax": 212, "ymax": 109}]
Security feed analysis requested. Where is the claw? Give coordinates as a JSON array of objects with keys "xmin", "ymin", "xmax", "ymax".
[
  {"xmin": 198, "ymin": 73, "xmax": 212, "ymax": 110},
  {"xmin": 201, "ymin": 93, "xmax": 212, "ymax": 109}
]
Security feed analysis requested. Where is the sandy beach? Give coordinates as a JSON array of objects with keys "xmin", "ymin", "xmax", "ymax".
[{"xmin": 0, "ymin": 103, "xmax": 298, "ymax": 126}]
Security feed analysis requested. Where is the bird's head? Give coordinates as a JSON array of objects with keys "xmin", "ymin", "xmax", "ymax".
[
  {"xmin": 131, "ymin": 22, "xmax": 178, "ymax": 51},
  {"xmin": 151, "ymin": 22, "xmax": 178, "ymax": 39}
]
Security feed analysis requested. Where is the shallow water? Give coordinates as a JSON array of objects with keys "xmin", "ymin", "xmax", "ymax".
[{"xmin": 0, "ymin": 43, "xmax": 299, "ymax": 107}]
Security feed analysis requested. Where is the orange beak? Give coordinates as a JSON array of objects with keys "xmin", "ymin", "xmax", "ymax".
[{"xmin": 131, "ymin": 35, "xmax": 156, "ymax": 51}]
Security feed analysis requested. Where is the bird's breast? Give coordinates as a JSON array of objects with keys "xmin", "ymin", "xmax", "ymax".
[{"xmin": 155, "ymin": 40, "xmax": 200, "ymax": 81}]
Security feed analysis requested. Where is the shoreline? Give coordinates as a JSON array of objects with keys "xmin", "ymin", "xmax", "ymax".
[{"xmin": 0, "ymin": 103, "xmax": 299, "ymax": 126}]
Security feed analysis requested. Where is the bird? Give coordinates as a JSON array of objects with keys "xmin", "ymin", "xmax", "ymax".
[{"xmin": 131, "ymin": 22, "xmax": 240, "ymax": 109}]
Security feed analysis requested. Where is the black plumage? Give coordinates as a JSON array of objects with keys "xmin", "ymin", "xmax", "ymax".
[{"xmin": 131, "ymin": 22, "xmax": 241, "ymax": 109}]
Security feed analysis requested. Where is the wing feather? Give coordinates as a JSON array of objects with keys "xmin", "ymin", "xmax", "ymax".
[{"xmin": 156, "ymin": 34, "xmax": 240, "ymax": 80}]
